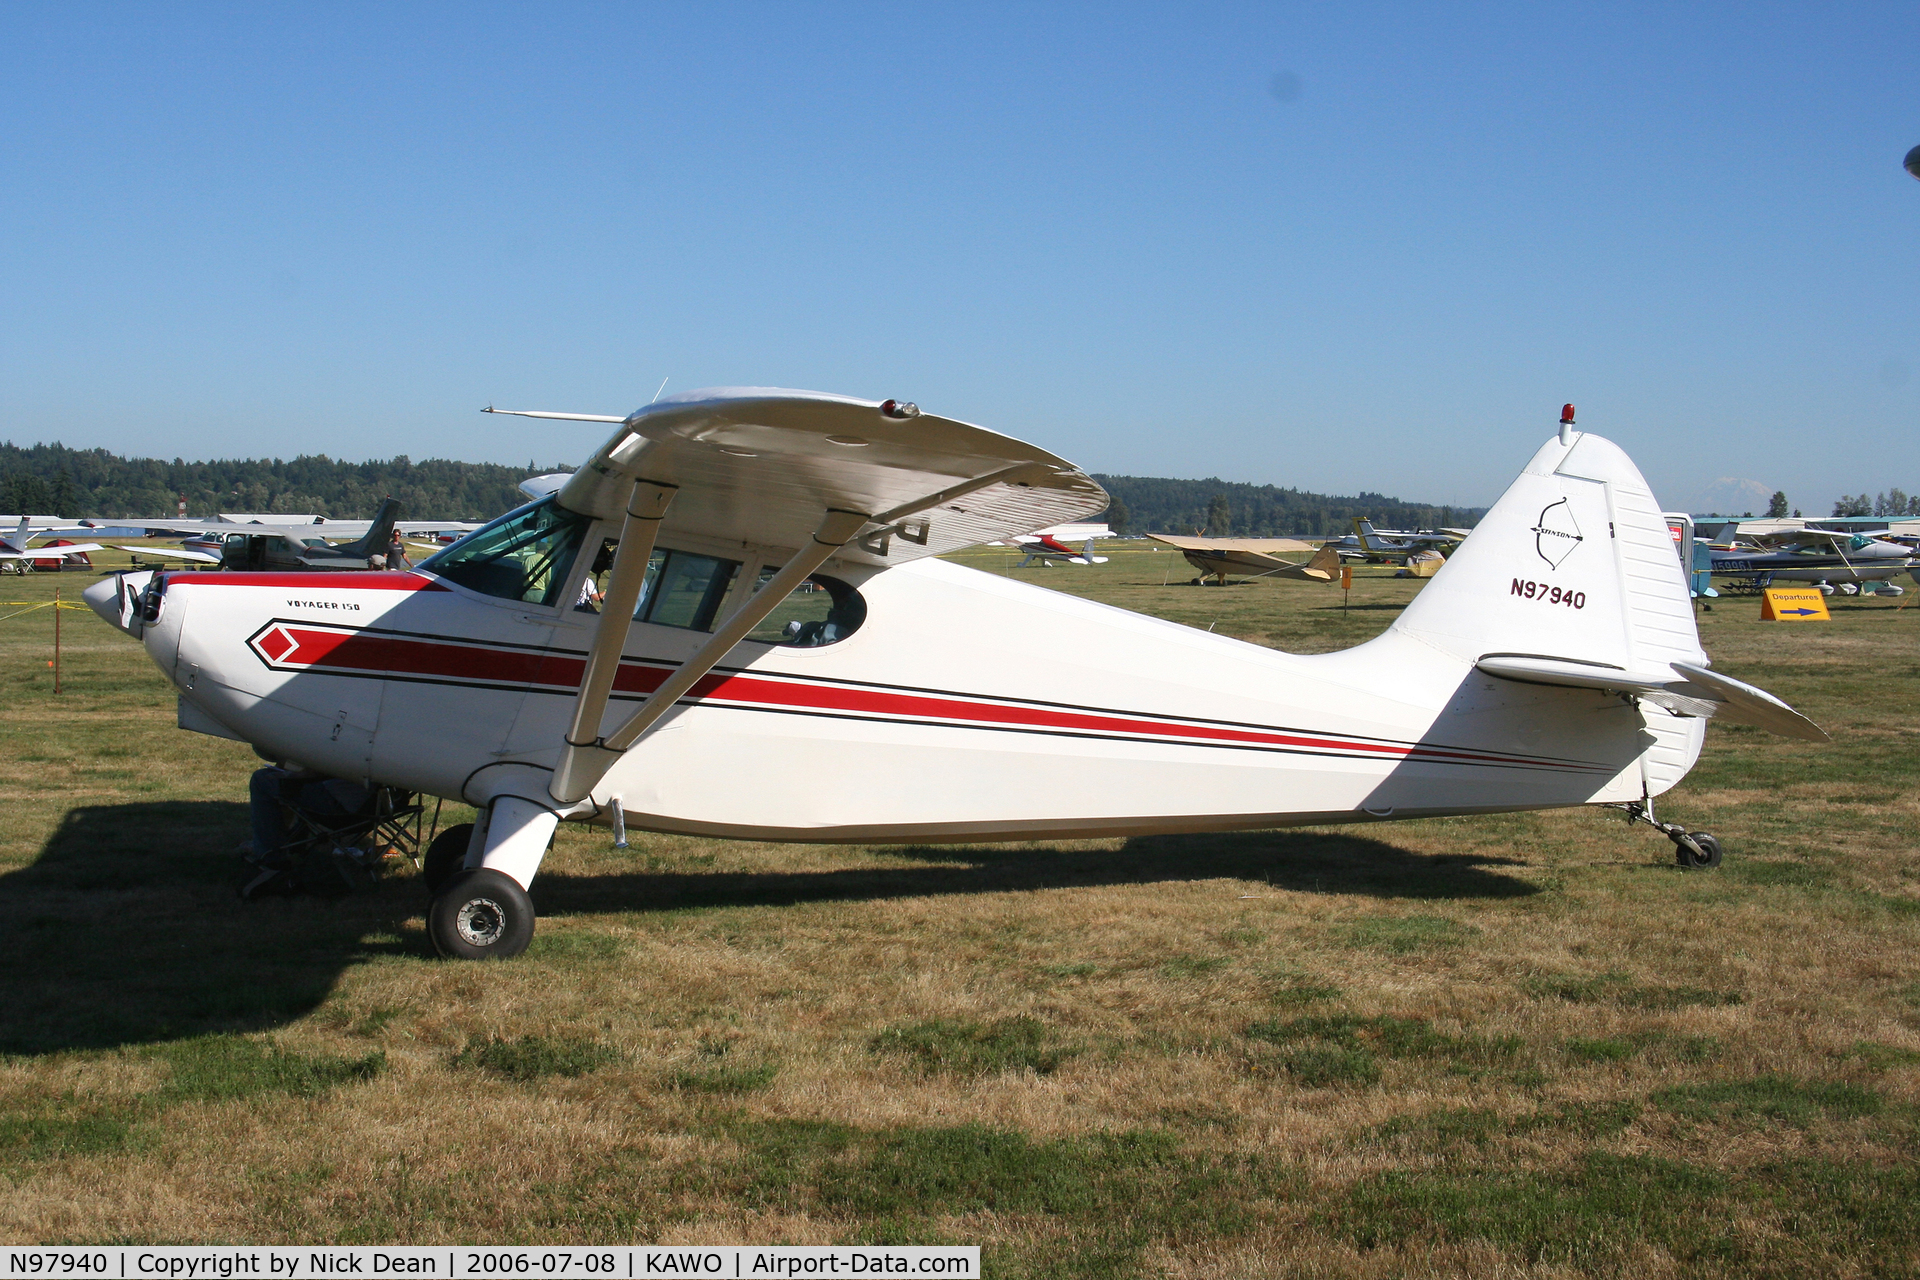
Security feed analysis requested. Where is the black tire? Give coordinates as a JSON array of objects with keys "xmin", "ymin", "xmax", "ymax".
[
  {"xmin": 428, "ymin": 869, "xmax": 535, "ymax": 959},
  {"xmin": 422, "ymin": 823, "xmax": 475, "ymax": 894},
  {"xmin": 1673, "ymin": 832, "xmax": 1723, "ymax": 869}
]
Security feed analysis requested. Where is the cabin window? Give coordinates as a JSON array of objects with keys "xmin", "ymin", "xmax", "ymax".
[
  {"xmin": 575, "ymin": 539, "xmax": 739, "ymax": 632},
  {"xmin": 421, "ymin": 497, "xmax": 593, "ymax": 607},
  {"xmin": 744, "ymin": 571, "xmax": 866, "ymax": 647},
  {"xmin": 642, "ymin": 550, "xmax": 737, "ymax": 629}
]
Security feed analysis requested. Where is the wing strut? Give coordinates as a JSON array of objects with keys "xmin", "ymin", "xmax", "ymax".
[
  {"xmin": 548, "ymin": 506, "xmax": 870, "ymax": 804},
  {"xmin": 548, "ymin": 479, "xmax": 679, "ymax": 803}
]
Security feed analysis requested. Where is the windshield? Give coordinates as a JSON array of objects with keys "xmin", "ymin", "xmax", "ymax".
[{"xmin": 421, "ymin": 497, "xmax": 593, "ymax": 607}]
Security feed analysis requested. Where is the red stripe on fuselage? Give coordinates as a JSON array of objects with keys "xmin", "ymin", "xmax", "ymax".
[
  {"xmin": 250, "ymin": 622, "xmax": 1594, "ymax": 771},
  {"xmin": 169, "ymin": 572, "xmax": 447, "ymax": 591}
]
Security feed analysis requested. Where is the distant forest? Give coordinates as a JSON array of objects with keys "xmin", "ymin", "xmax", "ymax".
[
  {"xmin": 0, "ymin": 439, "xmax": 1482, "ymax": 537},
  {"xmin": 1091, "ymin": 474, "xmax": 1482, "ymax": 538},
  {"xmin": 0, "ymin": 442, "xmax": 570, "ymax": 522}
]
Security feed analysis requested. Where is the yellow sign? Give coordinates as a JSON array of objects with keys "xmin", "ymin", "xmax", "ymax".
[{"xmin": 1759, "ymin": 587, "xmax": 1830, "ymax": 621}]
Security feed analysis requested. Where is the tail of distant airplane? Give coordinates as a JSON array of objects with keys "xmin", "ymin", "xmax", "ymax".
[
  {"xmin": 1297, "ymin": 542, "xmax": 1341, "ymax": 581},
  {"xmin": 1384, "ymin": 428, "xmax": 1823, "ymax": 797},
  {"xmin": 343, "ymin": 497, "xmax": 403, "ymax": 563},
  {"xmin": 2, "ymin": 516, "xmax": 29, "ymax": 555},
  {"xmin": 1352, "ymin": 517, "xmax": 1386, "ymax": 551}
]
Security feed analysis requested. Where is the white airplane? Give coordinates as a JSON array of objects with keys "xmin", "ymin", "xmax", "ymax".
[
  {"xmin": 0, "ymin": 516, "xmax": 106, "ymax": 568},
  {"xmin": 86, "ymin": 389, "xmax": 1826, "ymax": 960},
  {"xmin": 116, "ymin": 506, "xmax": 482, "ymax": 570},
  {"xmin": 1012, "ymin": 532, "xmax": 1109, "ymax": 567}
]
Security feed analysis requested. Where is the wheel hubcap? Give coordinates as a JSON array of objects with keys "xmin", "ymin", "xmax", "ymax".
[{"xmin": 456, "ymin": 895, "xmax": 506, "ymax": 946}]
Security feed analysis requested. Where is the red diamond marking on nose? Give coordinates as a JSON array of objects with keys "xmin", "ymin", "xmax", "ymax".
[{"xmin": 256, "ymin": 626, "xmax": 297, "ymax": 663}]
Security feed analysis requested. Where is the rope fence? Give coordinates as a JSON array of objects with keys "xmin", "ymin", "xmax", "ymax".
[{"xmin": 0, "ymin": 589, "xmax": 90, "ymax": 691}]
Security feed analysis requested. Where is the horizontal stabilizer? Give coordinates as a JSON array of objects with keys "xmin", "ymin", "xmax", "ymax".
[
  {"xmin": 1475, "ymin": 653, "xmax": 1828, "ymax": 743},
  {"xmin": 1669, "ymin": 662, "xmax": 1830, "ymax": 743}
]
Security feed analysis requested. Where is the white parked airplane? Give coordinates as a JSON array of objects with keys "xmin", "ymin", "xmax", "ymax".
[
  {"xmin": 0, "ymin": 516, "xmax": 106, "ymax": 567},
  {"xmin": 86, "ymin": 389, "xmax": 1825, "ymax": 959},
  {"xmin": 1013, "ymin": 532, "xmax": 1110, "ymax": 567}
]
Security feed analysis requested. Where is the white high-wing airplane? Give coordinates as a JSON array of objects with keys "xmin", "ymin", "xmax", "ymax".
[
  {"xmin": 1012, "ymin": 532, "xmax": 1110, "ymax": 567},
  {"xmin": 86, "ymin": 389, "xmax": 1826, "ymax": 960},
  {"xmin": 0, "ymin": 516, "xmax": 106, "ymax": 566}
]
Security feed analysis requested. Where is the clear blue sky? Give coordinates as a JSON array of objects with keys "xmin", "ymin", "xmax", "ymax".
[{"xmin": 2, "ymin": 2, "xmax": 1915, "ymax": 511}]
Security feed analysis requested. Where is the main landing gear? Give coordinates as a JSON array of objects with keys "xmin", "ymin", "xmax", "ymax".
[
  {"xmin": 1617, "ymin": 796, "xmax": 1722, "ymax": 869},
  {"xmin": 424, "ymin": 797, "xmax": 558, "ymax": 959}
]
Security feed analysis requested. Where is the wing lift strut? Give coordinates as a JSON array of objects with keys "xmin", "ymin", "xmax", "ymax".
[{"xmin": 548, "ymin": 462, "xmax": 1050, "ymax": 806}]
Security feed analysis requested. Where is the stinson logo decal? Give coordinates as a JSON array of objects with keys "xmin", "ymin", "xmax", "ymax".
[{"xmin": 1531, "ymin": 498, "xmax": 1584, "ymax": 569}]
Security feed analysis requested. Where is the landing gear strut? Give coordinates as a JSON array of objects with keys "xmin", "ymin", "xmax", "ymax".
[
  {"xmin": 424, "ymin": 796, "xmax": 558, "ymax": 959},
  {"xmin": 1617, "ymin": 795, "xmax": 1723, "ymax": 869}
]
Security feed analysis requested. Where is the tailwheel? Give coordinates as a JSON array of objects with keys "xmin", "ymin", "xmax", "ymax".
[
  {"xmin": 1673, "ymin": 831, "xmax": 1723, "ymax": 869},
  {"xmin": 428, "ymin": 868, "xmax": 535, "ymax": 959},
  {"xmin": 421, "ymin": 822, "xmax": 475, "ymax": 894}
]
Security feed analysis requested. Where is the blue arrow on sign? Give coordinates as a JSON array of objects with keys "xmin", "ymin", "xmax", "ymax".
[{"xmin": 1780, "ymin": 608, "xmax": 1819, "ymax": 616}]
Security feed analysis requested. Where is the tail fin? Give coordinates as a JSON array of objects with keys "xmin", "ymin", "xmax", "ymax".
[
  {"xmin": 1352, "ymin": 517, "xmax": 1383, "ymax": 551},
  {"xmin": 1390, "ymin": 431, "xmax": 1702, "ymax": 679},
  {"xmin": 1387, "ymin": 430, "xmax": 1819, "ymax": 794},
  {"xmin": 345, "ymin": 497, "xmax": 403, "ymax": 561},
  {"xmin": 1276, "ymin": 542, "xmax": 1342, "ymax": 582},
  {"xmin": 2, "ymin": 516, "xmax": 28, "ymax": 554}
]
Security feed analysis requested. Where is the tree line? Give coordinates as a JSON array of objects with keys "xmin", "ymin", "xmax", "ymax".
[
  {"xmin": 0, "ymin": 442, "xmax": 569, "ymax": 522},
  {"xmin": 0, "ymin": 438, "xmax": 1488, "ymax": 538},
  {"xmin": 1830, "ymin": 489, "xmax": 1920, "ymax": 518},
  {"xmin": 1756, "ymin": 489, "xmax": 1920, "ymax": 519},
  {"xmin": 1090, "ymin": 474, "xmax": 1482, "ymax": 538}
]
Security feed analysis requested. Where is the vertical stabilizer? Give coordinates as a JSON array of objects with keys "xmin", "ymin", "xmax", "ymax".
[
  {"xmin": 1389, "ymin": 430, "xmax": 1708, "ymax": 794},
  {"xmin": 345, "ymin": 498, "xmax": 404, "ymax": 561}
]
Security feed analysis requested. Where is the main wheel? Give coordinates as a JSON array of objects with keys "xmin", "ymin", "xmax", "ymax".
[
  {"xmin": 421, "ymin": 823, "xmax": 475, "ymax": 894},
  {"xmin": 428, "ymin": 868, "xmax": 535, "ymax": 959}
]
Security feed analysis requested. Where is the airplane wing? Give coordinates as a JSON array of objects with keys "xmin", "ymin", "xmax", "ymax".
[
  {"xmin": 530, "ymin": 387, "xmax": 1109, "ymax": 564},
  {"xmin": 488, "ymin": 388, "xmax": 1107, "ymax": 804},
  {"xmin": 1147, "ymin": 535, "xmax": 1317, "ymax": 554},
  {"xmin": 114, "ymin": 545, "xmax": 222, "ymax": 563},
  {"xmin": 1, "ymin": 542, "xmax": 106, "ymax": 558}
]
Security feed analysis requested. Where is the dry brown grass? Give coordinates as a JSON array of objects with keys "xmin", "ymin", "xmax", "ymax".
[{"xmin": 1, "ymin": 549, "xmax": 1916, "ymax": 1276}]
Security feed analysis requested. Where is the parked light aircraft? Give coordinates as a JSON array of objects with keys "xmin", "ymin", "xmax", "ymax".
[
  {"xmin": 1324, "ymin": 517, "xmax": 1470, "ymax": 564},
  {"xmin": 87, "ymin": 390, "xmax": 1827, "ymax": 959},
  {"xmin": 1147, "ymin": 534, "xmax": 1342, "ymax": 586},
  {"xmin": 0, "ymin": 517, "xmax": 106, "ymax": 571},
  {"xmin": 1705, "ymin": 529, "xmax": 1913, "ymax": 595},
  {"xmin": 1013, "ymin": 532, "xmax": 1110, "ymax": 568},
  {"xmin": 117, "ymin": 501, "xmax": 470, "ymax": 571}
]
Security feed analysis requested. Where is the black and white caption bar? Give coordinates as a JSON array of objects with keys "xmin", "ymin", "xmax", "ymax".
[{"xmin": 1, "ymin": 1248, "xmax": 979, "ymax": 1280}]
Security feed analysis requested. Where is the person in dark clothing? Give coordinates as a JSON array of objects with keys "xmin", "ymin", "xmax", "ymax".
[
  {"xmin": 243, "ymin": 766, "xmax": 374, "ymax": 894},
  {"xmin": 386, "ymin": 531, "xmax": 412, "ymax": 570}
]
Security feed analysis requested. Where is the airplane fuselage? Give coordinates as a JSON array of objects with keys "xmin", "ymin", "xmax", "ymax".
[{"xmin": 117, "ymin": 548, "xmax": 1681, "ymax": 845}]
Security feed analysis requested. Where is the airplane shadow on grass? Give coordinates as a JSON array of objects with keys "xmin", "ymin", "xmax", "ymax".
[{"xmin": 0, "ymin": 802, "xmax": 1534, "ymax": 1056}]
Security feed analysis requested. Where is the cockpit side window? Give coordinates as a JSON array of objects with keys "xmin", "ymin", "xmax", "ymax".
[
  {"xmin": 744, "ymin": 571, "xmax": 866, "ymax": 647},
  {"xmin": 574, "ymin": 538, "xmax": 740, "ymax": 632},
  {"xmin": 421, "ymin": 497, "xmax": 593, "ymax": 607}
]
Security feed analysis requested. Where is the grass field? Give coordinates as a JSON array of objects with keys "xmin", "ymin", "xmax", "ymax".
[{"xmin": 1, "ymin": 545, "xmax": 1917, "ymax": 1277}]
